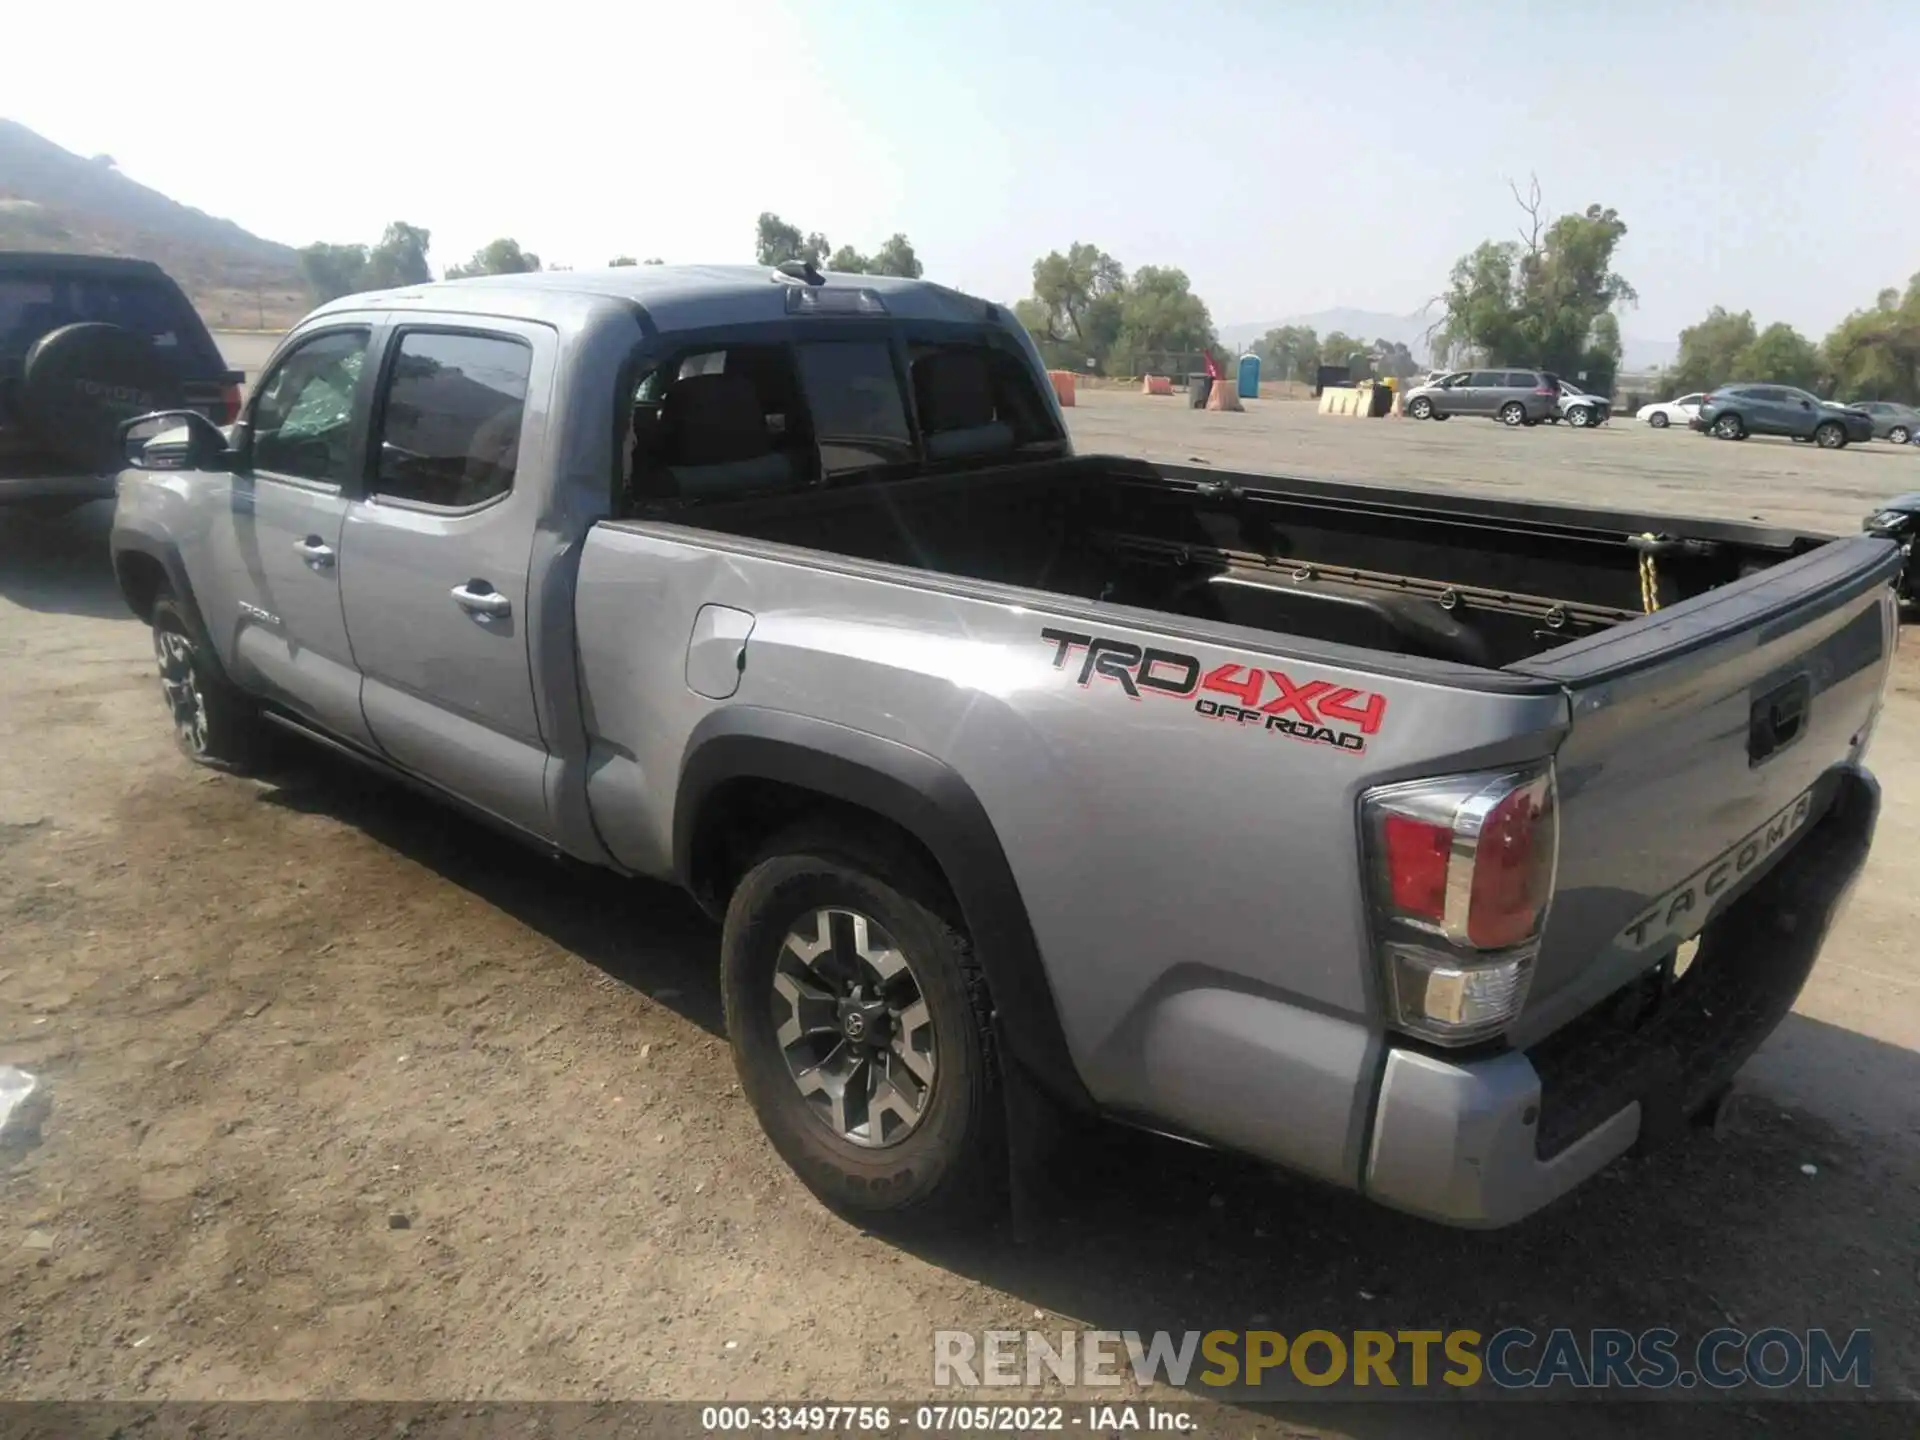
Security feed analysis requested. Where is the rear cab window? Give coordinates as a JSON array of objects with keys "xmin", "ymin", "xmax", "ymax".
[{"xmin": 623, "ymin": 325, "xmax": 1061, "ymax": 510}]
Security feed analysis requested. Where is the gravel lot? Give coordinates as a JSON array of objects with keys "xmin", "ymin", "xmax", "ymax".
[{"xmin": 3, "ymin": 394, "xmax": 1918, "ymax": 1432}]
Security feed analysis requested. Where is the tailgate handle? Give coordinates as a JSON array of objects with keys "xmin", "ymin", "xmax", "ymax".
[{"xmin": 1749, "ymin": 674, "xmax": 1812, "ymax": 766}]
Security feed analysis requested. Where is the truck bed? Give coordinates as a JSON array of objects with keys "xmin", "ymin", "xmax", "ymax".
[{"xmin": 673, "ymin": 454, "xmax": 1833, "ymax": 670}]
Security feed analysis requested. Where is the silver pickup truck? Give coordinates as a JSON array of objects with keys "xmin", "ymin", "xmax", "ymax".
[{"xmin": 109, "ymin": 264, "xmax": 1899, "ymax": 1229}]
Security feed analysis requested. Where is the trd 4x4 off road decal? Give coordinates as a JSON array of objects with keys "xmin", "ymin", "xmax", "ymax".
[{"xmin": 1040, "ymin": 628, "xmax": 1388, "ymax": 754}]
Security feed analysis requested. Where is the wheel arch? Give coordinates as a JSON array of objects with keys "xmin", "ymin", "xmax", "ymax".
[
  {"xmin": 674, "ymin": 707, "xmax": 1093, "ymax": 1111},
  {"xmin": 110, "ymin": 531, "xmax": 194, "ymax": 625}
]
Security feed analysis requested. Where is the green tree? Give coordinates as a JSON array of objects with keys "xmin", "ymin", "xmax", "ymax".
[
  {"xmin": 755, "ymin": 212, "xmax": 829, "ymax": 268},
  {"xmin": 1028, "ymin": 244, "xmax": 1127, "ymax": 355},
  {"xmin": 299, "ymin": 241, "xmax": 369, "ymax": 302},
  {"xmin": 1433, "ymin": 181, "xmax": 1634, "ymax": 380},
  {"xmin": 827, "ymin": 244, "xmax": 870, "ymax": 274},
  {"xmin": 868, "ymin": 233, "xmax": 924, "ymax": 279},
  {"xmin": 361, "ymin": 222, "xmax": 432, "ymax": 290},
  {"xmin": 1732, "ymin": 322, "xmax": 1823, "ymax": 392},
  {"xmin": 1253, "ymin": 325, "xmax": 1320, "ymax": 382},
  {"xmin": 608, "ymin": 256, "xmax": 638, "ymax": 267},
  {"xmin": 446, "ymin": 238, "xmax": 542, "ymax": 278},
  {"xmin": 1320, "ymin": 331, "xmax": 1372, "ymax": 373},
  {"xmin": 1372, "ymin": 339, "xmax": 1419, "ymax": 380},
  {"xmin": 1823, "ymin": 275, "xmax": 1920, "ymax": 403},
  {"xmin": 1111, "ymin": 265, "xmax": 1215, "ymax": 372},
  {"xmin": 644, "ymin": 257, "xmax": 665, "ymax": 265},
  {"xmin": 1668, "ymin": 306, "xmax": 1758, "ymax": 394}
]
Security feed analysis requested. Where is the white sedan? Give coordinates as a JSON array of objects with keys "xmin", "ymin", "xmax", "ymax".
[{"xmin": 1635, "ymin": 393, "xmax": 1704, "ymax": 429}]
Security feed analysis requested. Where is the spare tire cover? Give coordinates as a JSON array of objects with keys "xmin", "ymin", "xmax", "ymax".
[{"xmin": 19, "ymin": 322, "xmax": 187, "ymax": 471}]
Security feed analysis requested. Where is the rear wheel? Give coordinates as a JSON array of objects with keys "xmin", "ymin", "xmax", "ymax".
[
  {"xmin": 1407, "ymin": 396, "xmax": 1434, "ymax": 420},
  {"xmin": 1712, "ymin": 413, "xmax": 1745, "ymax": 440},
  {"xmin": 1648, "ymin": 412, "xmax": 1670, "ymax": 429},
  {"xmin": 1814, "ymin": 421, "xmax": 1847, "ymax": 449},
  {"xmin": 1498, "ymin": 401, "xmax": 1527, "ymax": 427},
  {"xmin": 150, "ymin": 591, "xmax": 260, "ymax": 767},
  {"xmin": 722, "ymin": 823, "xmax": 1002, "ymax": 1225}
]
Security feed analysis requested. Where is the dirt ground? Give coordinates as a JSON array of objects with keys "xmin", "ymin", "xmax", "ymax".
[{"xmin": 3, "ymin": 398, "xmax": 1919, "ymax": 1434}]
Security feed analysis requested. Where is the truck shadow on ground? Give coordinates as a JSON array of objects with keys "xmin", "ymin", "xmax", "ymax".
[
  {"xmin": 0, "ymin": 502, "xmax": 128, "ymax": 619},
  {"xmin": 250, "ymin": 744, "xmax": 1916, "ymax": 1439}
]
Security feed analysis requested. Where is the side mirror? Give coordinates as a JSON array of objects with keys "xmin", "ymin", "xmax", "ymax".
[{"xmin": 119, "ymin": 410, "xmax": 235, "ymax": 472}]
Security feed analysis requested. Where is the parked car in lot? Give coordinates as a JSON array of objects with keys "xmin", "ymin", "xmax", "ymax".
[
  {"xmin": 1402, "ymin": 368, "xmax": 1560, "ymax": 426},
  {"xmin": 1552, "ymin": 377, "xmax": 1610, "ymax": 428},
  {"xmin": 1849, "ymin": 400, "xmax": 1919, "ymax": 445},
  {"xmin": 1692, "ymin": 385, "xmax": 1874, "ymax": 447},
  {"xmin": 111, "ymin": 264, "xmax": 1899, "ymax": 1230},
  {"xmin": 1635, "ymin": 393, "xmax": 1704, "ymax": 429},
  {"xmin": 1863, "ymin": 494, "xmax": 1920, "ymax": 604},
  {"xmin": 1, "ymin": 251, "xmax": 242, "ymax": 517}
]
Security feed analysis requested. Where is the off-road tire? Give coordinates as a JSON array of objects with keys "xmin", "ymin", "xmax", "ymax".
[
  {"xmin": 722, "ymin": 822, "xmax": 1003, "ymax": 1226},
  {"xmin": 150, "ymin": 590, "xmax": 260, "ymax": 768}
]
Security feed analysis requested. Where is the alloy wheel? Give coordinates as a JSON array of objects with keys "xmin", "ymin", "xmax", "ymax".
[
  {"xmin": 770, "ymin": 907, "xmax": 937, "ymax": 1148},
  {"xmin": 153, "ymin": 627, "xmax": 209, "ymax": 755}
]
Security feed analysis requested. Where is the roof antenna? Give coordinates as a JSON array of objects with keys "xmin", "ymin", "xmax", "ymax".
[{"xmin": 774, "ymin": 259, "xmax": 825, "ymax": 286}]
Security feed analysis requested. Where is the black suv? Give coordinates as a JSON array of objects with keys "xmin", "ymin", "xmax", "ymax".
[{"xmin": 1, "ymin": 252, "xmax": 242, "ymax": 516}]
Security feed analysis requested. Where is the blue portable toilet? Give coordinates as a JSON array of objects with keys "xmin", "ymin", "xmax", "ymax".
[{"xmin": 1237, "ymin": 353, "xmax": 1261, "ymax": 400}]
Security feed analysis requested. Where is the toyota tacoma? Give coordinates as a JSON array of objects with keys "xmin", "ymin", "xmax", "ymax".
[{"xmin": 109, "ymin": 263, "xmax": 1899, "ymax": 1228}]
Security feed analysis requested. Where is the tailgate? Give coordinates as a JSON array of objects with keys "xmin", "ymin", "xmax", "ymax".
[{"xmin": 1507, "ymin": 534, "xmax": 1900, "ymax": 1042}]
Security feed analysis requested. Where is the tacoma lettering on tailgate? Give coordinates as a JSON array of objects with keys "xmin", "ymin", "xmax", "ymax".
[
  {"xmin": 1617, "ymin": 788, "xmax": 1817, "ymax": 952},
  {"xmin": 1040, "ymin": 627, "xmax": 1388, "ymax": 755}
]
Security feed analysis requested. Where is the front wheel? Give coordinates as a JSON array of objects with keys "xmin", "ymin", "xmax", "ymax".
[
  {"xmin": 1498, "ymin": 401, "xmax": 1527, "ymax": 427},
  {"xmin": 1888, "ymin": 426, "xmax": 1910, "ymax": 445},
  {"xmin": 1567, "ymin": 406, "xmax": 1593, "ymax": 428},
  {"xmin": 1814, "ymin": 421, "xmax": 1847, "ymax": 449},
  {"xmin": 722, "ymin": 824, "xmax": 1003, "ymax": 1225},
  {"xmin": 150, "ymin": 592, "xmax": 260, "ymax": 767},
  {"xmin": 1648, "ymin": 412, "xmax": 1670, "ymax": 429},
  {"xmin": 1407, "ymin": 396, "xmax": 1434, "ymax": 420},
  {"xmin": 1712, "ymin": 413, "xmax": 1745, "ymax": 440}
]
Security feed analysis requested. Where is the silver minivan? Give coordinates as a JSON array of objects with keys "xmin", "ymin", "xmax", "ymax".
[{"xmin": 1403, "ymin": 368, "xmax": 1560, "ymax": 425}]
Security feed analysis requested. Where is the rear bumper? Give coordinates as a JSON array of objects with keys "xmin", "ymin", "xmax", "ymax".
[{"xmin": 1364, "ymin": 766, "xmax": 1879, "ymax": 1227}]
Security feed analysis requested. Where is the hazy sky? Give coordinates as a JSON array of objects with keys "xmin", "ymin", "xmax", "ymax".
[{"xmin": 11, "ymin": 0, "xmax": 1916, "ymax": 343}]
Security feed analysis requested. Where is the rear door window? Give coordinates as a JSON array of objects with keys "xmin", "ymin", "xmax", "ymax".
[
  {"xmin": 1505, "ymin": 372, "xmax": 1540, "ymax": 389},
  {"xmin": 792, "ymin": 341, "xmax": 913, "ymax": 476},
  {"xmin": 372, "ymin": 330, "xmax": 533, "ymax": 509}
]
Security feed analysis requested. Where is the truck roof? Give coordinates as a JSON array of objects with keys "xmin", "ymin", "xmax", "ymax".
[
  {"xmin": 306, "ymin": 264, "xmax": 1010, "ymax": 338},
  {"xmin": 0, "ymin": 251, "xmax": 171, "ymax": 278}
]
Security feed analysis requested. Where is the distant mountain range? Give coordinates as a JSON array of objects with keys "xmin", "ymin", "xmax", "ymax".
[
  {"xmin": 1219, "ymin": 306, "xmax": 1676, "ymax": 374},
  {"xmin": 0, "ymin": 118, "xmax": 309, "ymax": 329}
]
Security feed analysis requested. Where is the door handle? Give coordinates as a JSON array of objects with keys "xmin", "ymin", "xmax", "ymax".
[
  {"xmin": 451, "ymin": 582, "xmax": 512, "ymax": 618},
  {"xmin": 294, "ymin": 536, "xmax": 335, "ymax": 567}
]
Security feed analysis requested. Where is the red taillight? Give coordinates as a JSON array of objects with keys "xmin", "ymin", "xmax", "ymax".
[
  {"xmin": 1465, "ymin": 781, "xmax": 1554, "ymax": 948},
  {"xmin": 1383, "ymin": 815, "xmax": 1450, "ymax": 921},
  {"xmin": 220, "ymin": 383, "xmax": 243, "ymax": 425},
  {"xmin": 1362, "ymin": 765, "xmax": 1557, "ymax": 1045},
  {"xmin": 1534, "ymin": 386, "xmax": 1556, "ymax": 396}
]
